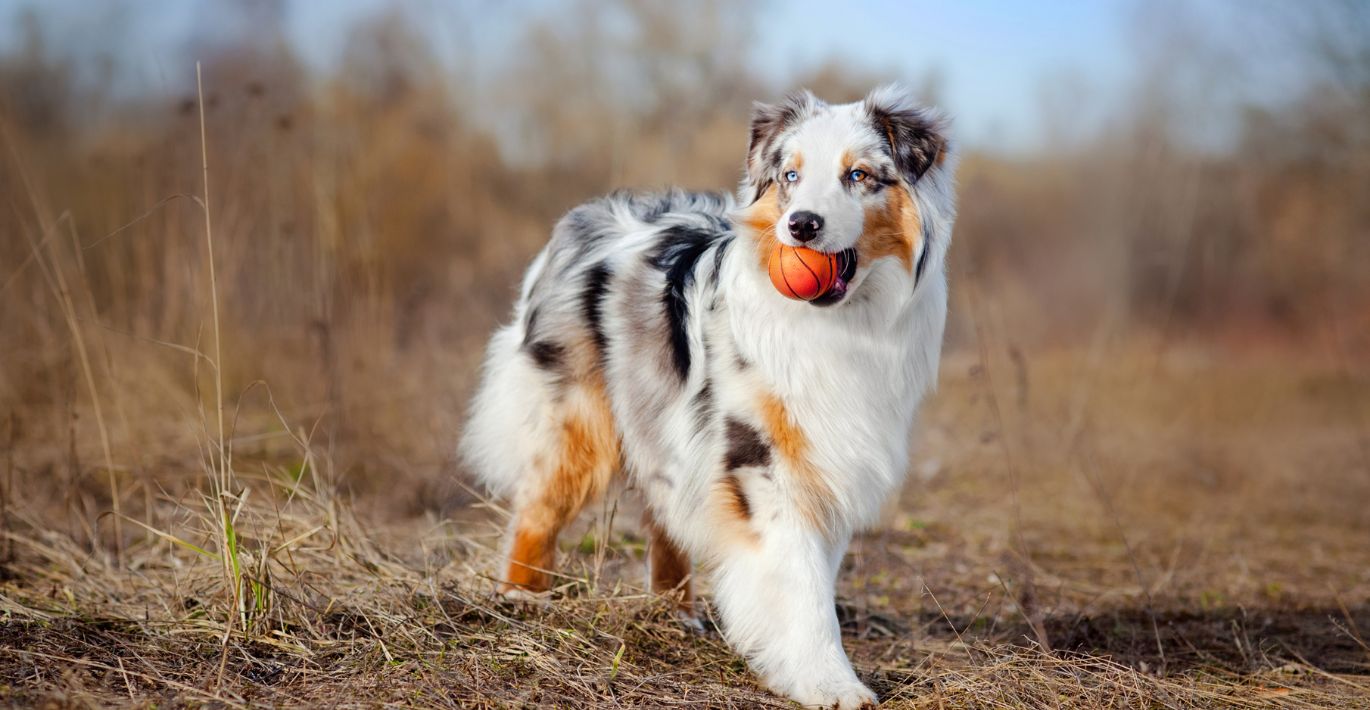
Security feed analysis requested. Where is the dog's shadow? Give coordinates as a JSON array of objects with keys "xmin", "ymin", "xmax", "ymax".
[{"xmin": 839, "ymin": 600, "xmax": 1370, "ymax": 676}]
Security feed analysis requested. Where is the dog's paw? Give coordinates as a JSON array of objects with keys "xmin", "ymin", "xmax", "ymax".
[
  {"xmin": 778, "ymin": 677, "xmax": 877, "ymax": 709},
  {"xmin": 494, "ymin": 585, "xmax": 551, "ymax": 609},
  {"xmin": 827, "ymin": 682, "xmax": 878, "ymax": 710},
  {"xmin": 675, "ymin": 609, "xmax": 710, "ymax": 635}
]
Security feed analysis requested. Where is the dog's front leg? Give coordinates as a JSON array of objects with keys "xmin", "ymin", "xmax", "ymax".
[{"xmin": 713, "ymin": 524, "xmax": 874, "ymax": 708}]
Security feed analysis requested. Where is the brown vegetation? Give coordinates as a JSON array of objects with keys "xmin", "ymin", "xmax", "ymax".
[{"xmin": 1, "ymin": 1, "xmax": 1368, "ymax": 706}]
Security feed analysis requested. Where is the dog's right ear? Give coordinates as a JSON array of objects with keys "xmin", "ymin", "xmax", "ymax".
[{"xmin": 744, "ymin": 90, "xmax": 817, "ymax": 204}]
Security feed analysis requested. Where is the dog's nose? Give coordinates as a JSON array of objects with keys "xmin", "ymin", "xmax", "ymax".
[{"xmin": 787, "ymin": 211, "xmax": 824, "ymax": 242}]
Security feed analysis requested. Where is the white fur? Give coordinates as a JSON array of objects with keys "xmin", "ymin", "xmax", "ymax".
[{"xmin": 777, "ymin": 103, "xmax": 886, "ymax": 254}]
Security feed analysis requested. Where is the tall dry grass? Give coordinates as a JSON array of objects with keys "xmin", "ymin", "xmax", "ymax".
[{"xmin": 2, "ymin": 5, "xmax": 1365, "ymax": 513}]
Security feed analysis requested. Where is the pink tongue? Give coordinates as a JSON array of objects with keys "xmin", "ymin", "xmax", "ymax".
[{"xmin": 822, "ymin": 248, "xmax": 856, "ymax": 300}]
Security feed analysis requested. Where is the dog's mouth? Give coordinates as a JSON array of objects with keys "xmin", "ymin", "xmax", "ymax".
[{"xmin": 811, "ymin": 249, "xmax": 858, "ymax": 307}]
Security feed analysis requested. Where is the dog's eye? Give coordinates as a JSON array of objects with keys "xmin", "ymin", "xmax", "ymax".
[
  {"xmin": 848, "ymin": 169, "xmax": 868, "ymax": 183},
  {"xmin": 784, "ymin": 170, "xmax": 799, "ymax": 183}
]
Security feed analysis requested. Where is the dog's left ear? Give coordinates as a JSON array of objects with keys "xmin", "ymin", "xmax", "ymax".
[{"xmin": 864, "ymin": 85, "xmax": 948, "ymax": 185}]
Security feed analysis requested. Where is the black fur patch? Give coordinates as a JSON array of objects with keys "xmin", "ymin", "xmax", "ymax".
[
  {"xmin": 649, "ymin": 226, "xmax": 721, "ymax": 380},
  {"xmin": 525, "ymin": 340, "xmax": 565, "ymax": 371},
  {"xmin": 582, "ymin": 261, "xmax": 613, "ymax": 358},
  {"xmin": 866, "ymin": 100, "xmax": 945, "ymax": 184},
  {"xmin": 708, "ymin": 235, "xmax": 734, "ymax": 308},
  {"xmin": 725, "ymin": 418, "xmax": 770, "ymax": 470},
  {"xmin": 915, "ymin": 225, "xmax": 932, "ymax": 284}
]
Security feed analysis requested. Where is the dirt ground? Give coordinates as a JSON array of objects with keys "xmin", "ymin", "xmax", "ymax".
[{"xmin": 2, "ymin": 340, "xmax": 1368, "ymax": 708}]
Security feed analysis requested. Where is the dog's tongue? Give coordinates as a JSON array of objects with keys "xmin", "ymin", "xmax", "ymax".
[
  {"xmin": 828, "ymin": 274, "xmax": 849, "ymax": 300},
  {"xmin": 813, "ymin": 249, "xmax": 858, "ymax": 306},
  {"xmin": 831, "ymin": 248, "xmax": 857, "ymax": 296}
]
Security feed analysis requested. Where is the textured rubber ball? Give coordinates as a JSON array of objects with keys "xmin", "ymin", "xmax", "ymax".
[{"xmin": 768, "ymin": 243, "xmax": 838, "ymax": 301}]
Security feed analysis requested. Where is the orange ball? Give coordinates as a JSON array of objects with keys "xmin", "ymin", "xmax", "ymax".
[{"xmin": 768, "ymin": 243, "xmax": 838, "ymax": 301}]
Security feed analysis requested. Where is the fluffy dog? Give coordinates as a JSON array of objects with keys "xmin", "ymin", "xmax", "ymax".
[{"xmin": 461, "ymin": 85, "xmax": 957, "ymax": 708}]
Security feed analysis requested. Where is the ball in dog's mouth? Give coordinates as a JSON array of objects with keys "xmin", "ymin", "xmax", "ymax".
[{"xmin": 810, "ymin": 249, "xmax": 858, "ymax": 307}]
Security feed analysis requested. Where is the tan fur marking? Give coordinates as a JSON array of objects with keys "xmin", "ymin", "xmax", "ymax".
[
  {"xmin": 502, "ymin": 371, "xmax": 620, "ymax": 592},
  {"xmin": 505, "ymin": 525, "xmax": 557, "ymax": 591},
  {"xmin": 708, "ymin": 475, "xmax": 761, "ymax": 548},
  {"xmin": 643, "ymin": 509, "xmax": 694, "ymax": 612},
  {"xmin": 759, "ymin": 393, "xmax": 836, "ymax": 529},
  {"xmin": 859, "ymin": 184, "xmax": 920, "ymax": 272},
  {"xmin": 740, "ymin": 184, "xmax": 782, "ymax": 269},
  {"xmin": 554, "ymin": 391, "xmax": 618, "ymax": 502},
  {"xmin": 720, "ymin": 473, "xmax": 752, "ymax": 520}
]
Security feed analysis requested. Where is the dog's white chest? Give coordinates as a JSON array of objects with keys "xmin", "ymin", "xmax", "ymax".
[{"xmin": 724, "ymin": 269, "xmax": 940, "ymax": 524}]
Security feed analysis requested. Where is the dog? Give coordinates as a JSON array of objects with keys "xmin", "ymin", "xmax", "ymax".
[{"xmin": 460, "ymin": 85, "xmax": 957, "ymax": 708}]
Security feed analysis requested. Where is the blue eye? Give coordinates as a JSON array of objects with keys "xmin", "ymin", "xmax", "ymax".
[
  {"xmin": 784, "ymin": 170, "xmax": 799, "ymax": 183},
  {"xmin": 848, "ymin": 169, "xmax": 868, "ymax": 183}
]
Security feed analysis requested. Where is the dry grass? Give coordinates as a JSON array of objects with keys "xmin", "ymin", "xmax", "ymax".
[
  {"xmin": 2, "ymin": 3, "xmax": 1369, "ymax": 707},
  {"xmin": 2, "ymin": 343, "xmax": 1368, "ymax": 708}
]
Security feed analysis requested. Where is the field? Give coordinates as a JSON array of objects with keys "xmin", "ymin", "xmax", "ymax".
[
  {"xmin": 4, "ymin": 318, "xmax": 1369, "ymax": 707},
  {"xmin": 3, "ymin": 2, "xmax": 1370, "ymax": 707}
]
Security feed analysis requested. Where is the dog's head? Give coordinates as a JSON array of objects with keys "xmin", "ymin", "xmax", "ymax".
[{"xmin": 737, "ymin": 86, "xmax": 951, "ymax": 306}]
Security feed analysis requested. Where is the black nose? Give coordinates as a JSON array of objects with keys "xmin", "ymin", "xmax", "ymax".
[{"xmin": 787, "ymin": 211, "xmax": 824, "ymax": 242}]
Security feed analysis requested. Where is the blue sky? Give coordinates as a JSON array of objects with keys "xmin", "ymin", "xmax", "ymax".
[
  {"xmin": 749, "ymin": 0, "xmax": 1133, "ymax": 148},
  {"xmin": 0, "ymin": 0, "xmax": 1278, "ymax": 153}
]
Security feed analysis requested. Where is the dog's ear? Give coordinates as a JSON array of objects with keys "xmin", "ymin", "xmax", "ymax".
[
  {"xmin": 864, "ymin": 85, "xmax": 948, "ymax": 185},
  {"xmin": 744, "ymin": 90, "xmax": 818, "ymax": 204}
]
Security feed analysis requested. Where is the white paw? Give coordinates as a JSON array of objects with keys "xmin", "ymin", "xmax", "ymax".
[
  {"xmin": 829, "ymin": 682, "xmax": 878, "ymax": 710},
  {"xmin": 774, "ymin": 675, "xmax": 877, "ymax": 709}
]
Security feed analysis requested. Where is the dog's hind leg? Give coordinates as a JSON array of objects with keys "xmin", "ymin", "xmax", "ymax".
[
  {"xmin": 500, "ymin": 373, "xmax": 620, "ymax": 594},
  {"xmin": 642, "ymin": 508, "xmax": 699, "ymax": 625},
  {"xmin": 462, "ymin": 322, "xmax": 621, "ymax": 595}
]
